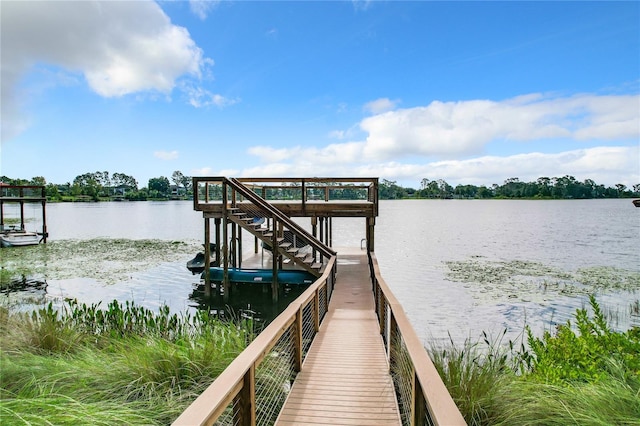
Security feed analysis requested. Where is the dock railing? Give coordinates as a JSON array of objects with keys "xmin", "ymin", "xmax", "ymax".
[
  {"xmin": 173, "ymin": 256, "xmax": 337, "ymax": 426},
  {"xmin": 368, "ymin": 251, "xmax": 466, "ymax": 426}
]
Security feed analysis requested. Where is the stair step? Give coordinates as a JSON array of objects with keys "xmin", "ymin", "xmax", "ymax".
[
  {"xmin": 279, "ymin": 242, "xmax": 292, "ymax": 249},
  {"xmin": 286, "ymin": 248, "xmax": 298, "ymax": 255},
  {"xmin": 311, "ymin": 263, "xmax": 322, "ymax": 270}
]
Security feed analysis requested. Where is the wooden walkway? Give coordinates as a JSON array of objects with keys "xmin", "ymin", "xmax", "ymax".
[{"xmin": 275, "ymin": 252, "xmax": 401, "ymax": 426}]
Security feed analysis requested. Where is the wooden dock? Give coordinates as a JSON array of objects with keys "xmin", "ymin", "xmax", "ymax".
[
  {"xmin": 276, "ymin": 251, "xmax": 401, "ymax": 425},
  {"xmin": 174, "ymin": 177, "xmax": 465, "ymax": 426}
]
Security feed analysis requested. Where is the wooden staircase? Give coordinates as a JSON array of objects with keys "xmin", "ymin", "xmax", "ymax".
[{"xmin": 225, "ymin": 178, "xmax": 335, "ymax": 277}]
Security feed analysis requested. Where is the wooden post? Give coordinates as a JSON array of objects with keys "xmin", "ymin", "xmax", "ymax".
[
  {"xmin": 222, "ymin": 183, "xmax": 230, "ymax": 301},
  {"xmin": 319, "ymin": 217, "xmax": 324, "ymax": 244},
  {"xmin": 311, "ymin": 216, "xmax": 317, "ymax": 261},
  {"xmin": 325, "ymin": 216, "xmax": 329, "ymax": 246},
  {"xmin": 328, "ymin": 216, "xmax": 332, "ymax": 247},
  {"xmin": 19, "ymin": 188, "xmax": 25, "ymax": 231},
  {"xmin": 238, "ymin": 227, "xmax": 243, "ymax": 268},
  {"xmin": 214, "ymin": 218, "xmax": 221, "ymax": 266},
  {"xmin": 234, "ymin": 365, "xmax": 256, "ymax": 426},
  {"xmin": 294, "ymin": 307, "xmax": 303, "ymax": 372},
  {"xmin": 314, "ymin": 288, "xmax": 321, "ymax": 332},
  {"xmin": 301, "ymin": 179, "xmax": 306, "ymax": 215},
  {"xmin": 271, "ymin": 219, "xmax": 279, "ymax": 302},
  {"xmin": 412, "ymin": 372, "xmax": 427, "ymax": 426},
  {"xmin": 367, "ymin": 217, "xmax": 375, "ymax": 252},
  {"xmin": 204, "ymin": 217, "xmax": 211, "ymax": 297},
  {"xmin": 41, "ymin": 186, "xmax": 47, "ymax": 243},
  {"xmin": 231, "ymin": 222, "xmax": 237, "ymax": 268}
]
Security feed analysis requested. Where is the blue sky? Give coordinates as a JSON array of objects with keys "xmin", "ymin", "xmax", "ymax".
[{"xmin": 1, "ymin": 0, "xmax": 638, "ymax": 189}]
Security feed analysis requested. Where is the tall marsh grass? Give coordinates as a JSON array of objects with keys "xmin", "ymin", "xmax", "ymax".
[
  {"xmin": 0, "ymin": 299, "xmax": 252, "ymax": 425},
  {"xmin": 430, "ymin": 296, "xmax": 640, "ymax": 426}
]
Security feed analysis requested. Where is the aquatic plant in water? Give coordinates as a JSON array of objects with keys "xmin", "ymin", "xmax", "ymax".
[
  {"xmin": 445, "ymin": 258, "xmax": 640, "ymax": 303},
  {"xmin": 0, "ymin": 238, "xmax": 201, "ymax": 285}
]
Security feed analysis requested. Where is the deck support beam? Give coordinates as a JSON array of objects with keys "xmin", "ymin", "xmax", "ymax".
[
  {"xmin": 367, "ymin": 217, "xmax": 375, "ymax": 252},
  {"xmin": 215, "ymin": 218, "xmax": 221, "ymax": 266},
  {"xmin": 204, "ymin": 217, "xmax": 211, "ymax": 297},
  {"xmin": 271, "ymin": 218, "xmax": 279, "ymax": 303},
  {"xmin": 222, "ymin": 184, "xmax": 230, "ymax": 300}
]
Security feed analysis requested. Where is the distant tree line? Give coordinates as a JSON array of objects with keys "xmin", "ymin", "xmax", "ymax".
[
  {"xmin": 1, "ymin": 170, "xmax": 193, "ymax": 202},
  {"xmin": 379, "ymin": 176, "xmax": 640, "ymax": 200},
  {"xmin": 2, "ymin": 173, "xmax": 638, "ymax": 202}
]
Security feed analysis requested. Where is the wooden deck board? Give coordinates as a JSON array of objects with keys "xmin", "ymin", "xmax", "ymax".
[{"xmin": 275, "ymin": 253, "xmax": 401, "ymax": 426}]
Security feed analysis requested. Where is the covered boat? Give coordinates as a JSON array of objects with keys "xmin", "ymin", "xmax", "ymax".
[
  {"xmin": 201, "ymin": 267, "xmax": 316, "ymax": 285},
  {"xmin": 187, "ymin": 243, "xmax": 217, "ymax": 274}
]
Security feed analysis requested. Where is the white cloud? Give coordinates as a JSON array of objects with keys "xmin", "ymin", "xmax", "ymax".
[
  {"xmin": 244, "ymin": 93, "xmax": 639, "ymax": 167},
  {"xmin": 189, "ymin": 0, "xmax": 219, "ymax": 20},
  {"xmin": 240, "ymin": 145, "xmax": 639, "ymax": 188},
  {"xmin": 248, "ymin": 142, "xmax": 366, "ymax": 165},
  {"xmin": 364, "ymin": 97, "xmax": 399, "ymax": 114},
  {"xmin": 237, "ymin": 92, "xmax": 638, "ymax": 186},
  {"xmin": 154, "ymin": 150, "xmax": 179, "ymax": 160},
  {"xmin": 1, "ymin": 0, "xmax": 211, "ymax": 142},
  {"xmin": 182, "ymin": 83, "xmax": 239, "ymax": 108},
  {"xmin": 359, "ymin": 93, "xmax": 639, "ymax": 161},
  {"xmin": 420, "ymin": 146, "xmax": 639, "ymax": 186}
]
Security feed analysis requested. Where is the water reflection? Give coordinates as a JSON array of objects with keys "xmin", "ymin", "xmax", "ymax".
[{"xmin": 188, "ymin": 282, "xmax": 310, "ymax": 326}]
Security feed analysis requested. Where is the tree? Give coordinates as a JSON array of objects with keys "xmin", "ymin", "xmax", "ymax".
[
  {"xmin": 30, "ymin": 176, "xmax": 46, "ymax": 186},
  {"xmin": 172, "ymin": 170, "xmax": 192, "ymax": 193},
  {"xmin": 148, "ymin": 176, "xmax": 170, "ymax": 197},
  {"xmin": 73, "ymin": 173, "xmax": 102, "ymax": 200},
  {"xmin": 171, "ymin": 171, "xmax": 185, "ymax": 188},
  {"xmin": 112, "ymin": 172, "xmax": 138, "ymax": 191},
  {"xmin": 379, "ymin": 179, "xmax": 405, "ymax": 199}
]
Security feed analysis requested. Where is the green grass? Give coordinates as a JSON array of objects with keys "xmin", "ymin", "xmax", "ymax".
[
  {"xmin": 430, "ymin": 296, "xmax": 640, "ymax": 426},
  {"xmin": 0, "ymin": 300, "xmax": 251, "ymax": 425}
]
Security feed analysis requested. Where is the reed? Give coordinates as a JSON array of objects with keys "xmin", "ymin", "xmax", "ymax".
[
  {"xmin": 0, "ymin": 299, "xmax": 251, "ymax": 424},
  {"xmin": 429, "ymin": 296, "xmax": 640, "ymax": 426},
  {"xmin": 429, "ymin": 329, "xmax": 518, "ymax": 425}
]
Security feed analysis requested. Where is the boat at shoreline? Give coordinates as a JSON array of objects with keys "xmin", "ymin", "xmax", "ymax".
[
  {"xmin": 186, "ymin": 243, "xmax": 217, "ymax": 274},
  {"xmin": 0, "ymin": 228, "xmax": 41, "ymax": 248},
  {"xmin": 201, "ymin": 267, "xmax": 316, "ymax": 286},
  {"xmin": 633, "ymin": 199, "xmax": 640, "ymax": 207}
]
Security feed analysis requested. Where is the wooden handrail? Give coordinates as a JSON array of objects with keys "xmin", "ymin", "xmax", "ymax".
[
  {"xmin": 173, "ymin": 257, "xmax": 336, "ymax": 426},
  {"xmin": 228, "ymin": 178, "xmax": 336, "ymax": 260},
  {"xmin": 368, "ymin": 252, "xmax": 466, "ymax": 426}
]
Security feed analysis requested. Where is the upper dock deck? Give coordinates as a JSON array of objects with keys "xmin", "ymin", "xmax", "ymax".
[{"xmin": 193, "ymin": 177, "xmax": 379, "ymax": 218}]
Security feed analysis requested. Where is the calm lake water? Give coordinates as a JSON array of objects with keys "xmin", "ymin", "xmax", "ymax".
[{"xmin": 4, "ymin": 199, "xmax": 639, "ymax": 345}]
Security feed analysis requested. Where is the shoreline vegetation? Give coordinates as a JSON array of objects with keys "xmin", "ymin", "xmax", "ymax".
[
  {"xmin": 2, "ymin": 172, "xmax": 639, "ymax": 201},
  {"xmin": 0, "ymin": 299, "xmax": 253, "ymax": 425},
  {"xmin": 430, "ymin": 296, "xmax": 640, "ymax": 425},
  {"xmin": 0, "ymin": 296, "xmax": 637, "ymax": 424},
  {"xmin": 1, "ymin": 240, "xmax": 638, "ymax": 424}
]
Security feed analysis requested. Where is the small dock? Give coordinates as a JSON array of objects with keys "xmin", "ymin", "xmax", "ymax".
[
  {"xmin": 276, "ymin": 251, "xmax": 400, "ymax": 425},
  {"xmin": 174, "ymin": 177, "xmax": 465, "ymax": 426}
]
